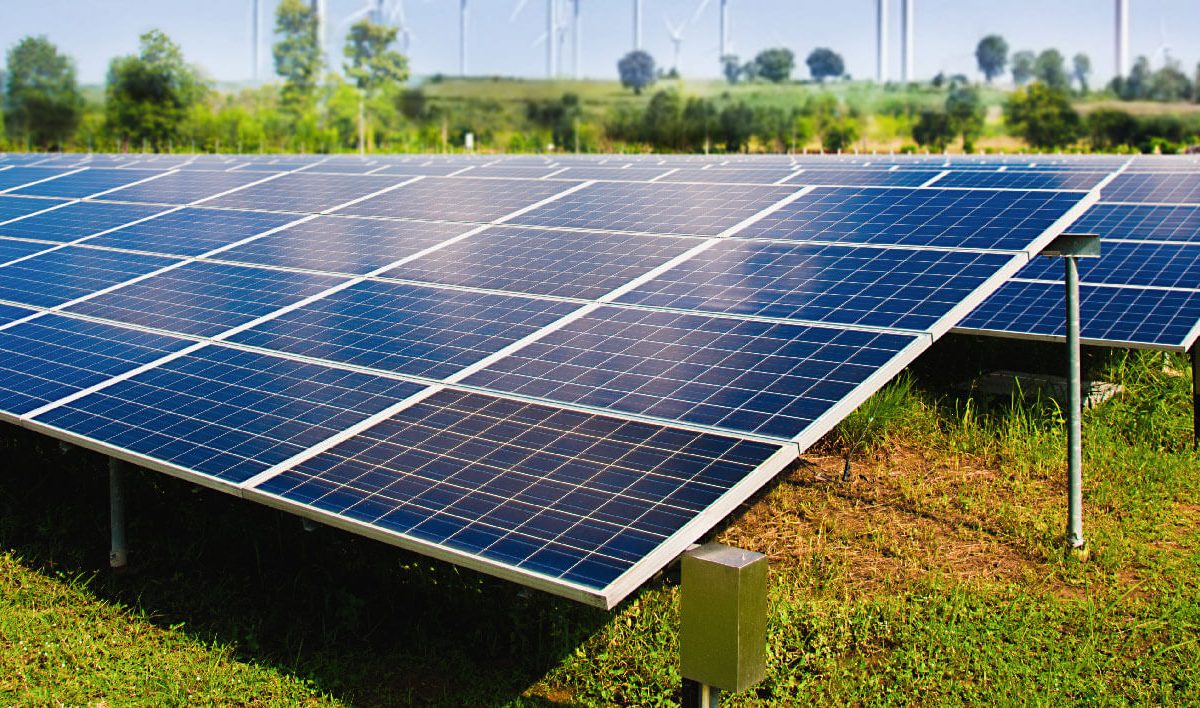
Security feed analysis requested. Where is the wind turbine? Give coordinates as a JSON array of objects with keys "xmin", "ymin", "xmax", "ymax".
[
  {"xmin": 1155, "ymin": 17, "xmax": 1173, "ymax": 67},
  {"xmin": 251, "ymin": 0, "xmax": 261, "ymax": 81},
  {"xmin": 664, "ymin": 14, "xmax": 684, "ymax": 73},
  {"xmin": 633, "ymin": 0, "xmax": 643, "ymax": 50},
  {"xmin": 459, "ymin": 0, "xmax": 469, "ymax": 75}
]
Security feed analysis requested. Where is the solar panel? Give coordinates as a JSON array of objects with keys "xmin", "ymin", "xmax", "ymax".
[
  {"xmin": 247, "ymin": 387, "xmax": 788, "ymax": 602},
  {"xmin": 0, "ymin": 247, "xmax": 180, "ymax": 308},
  {"xmin": 0, "ymin": 196, "xmax": 68, "ymax": 223},
  {"xmin": 1102, "ymin": 173, "xmax": 1200, "ymax": 204},
  {"xmin": 203, "ymin": 173, "xmax": 405, "ymax": 213},
  {"xmin": 227, "ymin": 280, "xmax": 579, "ymax": 379},
  {"xmin": 0, "ymin": 238, "xmax": 64, "ymax": 266},
  {"xmin": 785, "ymin": 169, "xmax": 935, "ymax": 188},
  {"xmin": 9, "ymin": 168, "xmax": 169, "ymax": 199},
  {"xmin": 33, "ymin": 344, "xmax": 426, "ymax": 484},
  {"xmin": 958, "ymin": 280, "xmax": 1200, "ymax": 350},
  {"xmin": 0, "ymin": 167, "xmax": 72, "ymax": 192},
  {"xmin": 613, "ymin": 240, "xmax": 1014, "ymax": 332},
  {"xmin": 340, "ymin": 177, "xmax": 580, "ymax": 223},
  {"xmin": 1071, "ymin": 203, "xmax": 1200, "ymax": 244},
  {"xmin": 550, "ymin": 166, "xmax": 672, "ymax": 181},
  {"xmin": 1015, "ymin": 241, "xmax": 1200, "ymax": 290},
  {"xmin": 658, "ymin": 168, "xmax": 797, "ymax": 185},
  {"xmin": 735, "ymin": 186, "xmax": 1087, "ymax": 250},
  {"xmin": 382, "ymin": 225, "xmax": 699, "ymax": 300},
  {"xmin": 0, "ymin": 202, "xmax": 170, "ymax": 243},
  {"xmin": 931, "ymin": 170, "xmax": 1108, "ymax": 191},
  {"xmin": 509, "ymin": 181, "xmax": 796, "ymax": 235},
  {"xmin": 98, "ymin": 170, "xmax": 282, "ymax": 205},
  {"xmin": 86, "ymin": 208, "xmax": 300, "ymax": 256}
]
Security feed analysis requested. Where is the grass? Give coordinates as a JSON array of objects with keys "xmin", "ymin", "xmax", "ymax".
[{"xmin": 0, "ymin": 337, "xmax": 1197, "ymax": 705}]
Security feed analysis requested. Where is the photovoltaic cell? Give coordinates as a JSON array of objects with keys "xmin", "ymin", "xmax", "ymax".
[
  {"xmin": 0, "ymin": 314, "xmax": 190, "ymax": 416},
  {"xmin": 511, "ymin": 181, "xmax": 796, "ymax": 235},
  {"xmin": 958, "ymin": 280, "xmax": 1200, "ymax": 349},
  {"xmin": 0, "ymin": 167, "xmax": 72, "ymax": 192},
  {"xmin": 33, "ymin": 345, "xmax": 425, "ymax": 484},
  {"xmin": 615, "ymin": 240, "xmax": 1013, "ymax": 331},
  {"xmin": 550, "ymin": 166, "xmax": 672, "ymax": 182},
  {"xmin": 1102, "ymin": 173, "xmax": 1200, "ymax": 204},
  {"xmin": 98, "ymin": 170, "xmax": 282, "ymax": 205},
  {"xmin": 1070, "ymin": 203, "xmax": 1200, "ymax": 244},
  {"xmin": 0, "ymin": 202, "xmax": 170, "ymax": 243},
  {"xmin": 931, "ymin": 170, "xmax": 1108, "ymax": 191},
  {"xmin": 228, "ymin": 280, "xmax": 579, "ymax": 379},
  {"xmin": 1015, "ymin": 241, "xmax": 1200, "ymax": 290},
  {"xmin": 86, "ymin": 207, "xmax": 300, "ymax": 256},
  {"xmin": 203, "ymin": 173, "xmax": 405, "ymax": 213},
  {"xmin": 735, "ymin": 186, "xmax": 1084, "ymax": 250},
  {"xmin": 371, "ymin": 164, "xmax": 475, "ymax": 177},
  {"xmin": 464, "ymin": 306, "xmax": 918, "ymax": 439},
  {"xmin": 466, "ymin": 165, "xmax": 566, "ymax": 179},
  {"xmin": 341, "ymin": 177, "xmax": 578, "ymax": 223},
  {"xmin": 10, "ymin": 168, "xmax": 169, "ymax": 199},
  {"xmin": 217, "ymin": 216, "xmax": 471, "ymax": 275},
  {"xmin": 253, "ymin": 388, "xmax": 784, "ymax": 592},
  {"xmin": 384, "ymin": 226, "xmax": 699, "ymax": 300},
  {"xmin": 784, "ymin": 169, "xmax": 934, "ymax": 188},
  {"xmin": 0, "ymin": 238, "xmax": 58, "ymax": 266},
  {"xmin": 65, "ymin": 260, "xmax": 344, "ymax": 337},
  {"xmin": 0, "ymin": 196, "xmax": 67, "ymax": 223},
  {"xmin": 659, "ymin": 168, "xmax": 797, "ymax": 185},
  {"xmin": 0, "ymin": 247, "xmax": 180, "ymax": 308}
]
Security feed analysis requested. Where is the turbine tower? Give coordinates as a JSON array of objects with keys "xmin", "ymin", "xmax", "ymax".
[
  {"xmin": 572, "ymin": 0, "xmax": 581, "ymax": 79},
  {"xmin": 547, "ymin": 0, "xmax": 558, "ymax": 78},
  {"xmin": 460, "ymin": 0, "xmax": 469, "ymax": 75},
  {"xmin": 876, "ymin": 0, "xmax": 888, "ymax": 83},
  {"xmin": 665, "ymin": 15, "xmax": 684, "ymax": 73},
  {"xmin": 719, "ymin": 0, "xmax": 729, "ymax": 63},
  {"xmin": 251, "ymin": 0, "xmax": 260, "ymax": 81},
  {"xmin": 901, "ymin": 0, "xmax": 914, "ymax": 82},
  {"xmin": 1115, "ymin": 0, "xmax": 1130, "ymax": 77},
  {"xmin": 634, "ymin": 0, "xmax": 643, "ymax": 50}
]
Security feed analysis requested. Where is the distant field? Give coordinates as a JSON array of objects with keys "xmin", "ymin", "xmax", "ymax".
[{"xmin": 1, "ymin": 339, "xmax": 1196, "ymax": 705}]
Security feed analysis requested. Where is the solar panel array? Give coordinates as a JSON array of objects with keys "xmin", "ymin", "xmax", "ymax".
[{"xmin": 5, "ymin": 148, "xmax": 1194, "ymax": 608}]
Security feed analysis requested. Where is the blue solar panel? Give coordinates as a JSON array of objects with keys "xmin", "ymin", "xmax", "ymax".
[
  {"xmin": 98, "ymin": 170, "xmax": 281, "ymax": 205},
  {"xmin": 371, "ymin": 164, "xmax": 474, "ymax": 177},
  {"xmin": 228, "ymin": 280, "xmax": 579, "ymax": 379},
  {"xmin": 958, "ymin": 280, "xmax": 1200, "ymax": 349},
  {"xmin": 0, "ymin": 238, "xmax": 58, "ymax": 266},
  {"xmin": 0, "ymin": 196, "xmax": 67, "ymax": 223},
  {"xmin": 33, "ymin": 345, "xmax": 425, "ymax": 484},
  {"xmin": 1017, "ymin": 241, "xmax": 1200, "ymax": 290},
  {"xmin": 614, "ymin": 240, "xmax": 1013, "ymax": 331},
  {"xmin": 384, "ymin": 226, "xmax": 699, "ymax": 300},
  {"xmin": 467, "ymin": 165, "xmax": 566, "ymax": 179},
  {"xmin": 340, "ymin": 177, "xmax": 578, "ymax": 223},
  {"xmin": 659, "ymin": 168, "xmax": 797, "ymax": 185},
  {"xmin": 510, "ymin": 181, "xmax": 796, "ymax": 235},
  {"xmin": 1102, "ymin": 173, "xmax": 1200, "ymax": 204},
  {"xmin": 10, "ymin": 168, "xmax": 168, "ymax": 199},
  {"xmin": 785, "ymin": 169, "xmax": 934, "ymax": 188},
  {"xmin": 204, "ymin": 173, "xmax": 404, "ymax": 213},
  {"xmin": 932, "ymin": 171, "xmax": 1108, "ymax": 191},
  {"xmin": 551, "ymin": 166, "xmax": 672, "ymax": 181},
  {"xmin": 0, "ymin": 247, "xmax": 180, "ymax": 308},
  {"xmin": 0, "ymin": 314, "xmax": 190, "ymax": 416},
  {"xmin": 1070, "ymin": 203, "xmax": 1200, "ymax": 244},
  {"xmin": 217, "ymin": 216, "xmax": 471, "ymax": 275},
  {"xmin": 253, "ymin": 388, "xmax": 784, "ymax": 593},
  {"xmin": 464, "ymin": 306, "xmax": 918, "ymax": 439},
  {"xmin": 735, "ymin": 187, "xmax": 1085, "ymax": 250},
  {"xmin": 0, "ymin": 302, "xmax": 36, "ymax": 326},
  {"xmin": 66, "ymin": 261, "xmax": 345, "ymax": 337},
  {"xmin": 86, "ymin": 207, "xmax": 300, "ymax": 256},
  {"xmin": 0, "ymin": 167, "xmax": 72, "ymax": 192},
  {"xmin": 0, "ymin": 202, "xmax": 168, "ymax": 243}
]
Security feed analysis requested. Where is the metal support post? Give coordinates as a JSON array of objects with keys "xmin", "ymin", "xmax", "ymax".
[
  {"xmin": 1065, "ymin": 255, "xmax": 1084, "ymax": 548},
  {"xmin": 109, "ymin": 458, "xmax": 128, "ymax": 569},
  {"xmin": 680, "ymin": 544, "xmax": 767, "ymax": 707},
  {"xmin": 1191, "ymin": 343, "xmax": 1198, "ymax": 450}
]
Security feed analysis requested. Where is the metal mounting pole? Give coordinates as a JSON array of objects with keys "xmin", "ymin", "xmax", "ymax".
[
  {"xmin": 1191, "ymin": 342, "xmax": 1198, "ymax": 450},
  {"xmin": 109, "ymin": 459, "xmax": 128, "ymax": 569}
]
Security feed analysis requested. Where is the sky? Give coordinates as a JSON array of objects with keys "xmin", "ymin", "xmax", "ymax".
[{"xmin": 2, "ymin": 0, "xmax": 1199, "ymax": 86}]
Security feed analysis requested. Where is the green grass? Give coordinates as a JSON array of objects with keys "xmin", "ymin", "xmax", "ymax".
[{"xmin": 1, "ymin": 338, "xmax": 1197, "ymax": 705}]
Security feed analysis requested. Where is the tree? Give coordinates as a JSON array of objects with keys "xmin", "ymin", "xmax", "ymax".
[
  {"xmin": 821, "ymin": 117, "xmax": 859, "ymax": 152},
  {"xmin": 1072, "ymin": 53, "xmax": 1092, "ymax": 94},
  {"xmin": 617, "ymin": 50, "xmax": 656, "ymax": 94},
  {"xmin": 3, "ymin": 36, "xmax": 82, "ymax": 150},
  {"xmin": 718, "ymin": 101, "xmax": 754, "ymax": 152},
  {"xmin": 1034, "ymin": 49, "xmax": 1070, "ymax": 90},
  {"xmin": 344, "ymin": 18, "xmax": 408, "ymax": 153},
  {"xmin": 1086, "ymin": 109, "xmax": 1138, "ymax": 150},
  {"xmin": 721, "ymin": 54, "xmax": 741, "ymax": 84},
  {"xmin": 274, "ymin": 0, "xmax": 323, "ymax": 109},
  {"xmin": 105, "ymin": 30, "xmax": 206, "ymax": 151},
  {"xmin": 642, "ymin": 89, "xmax": 684, "ymax": 149},
  {"xmin": 946, "ymin": 84, "xmax": 984, "ymax": 151},
  {"xmin": 682, "ymin": 96, "xmax": 718, "ymax": 152},
  {"xmin": 1011, "ymin": 50, "xmax": 1036, "ymax": 85},
  {"xmin": 527, "ymin": 93, "xmax": 583, "ymax": 152},
  {"xmin": 806, "ymin": 48, "xmax": 845, "ymax": 83},
  {"xmin": 754, "ymin": 48, "xmax": 795, "ymax": 83},
  {"xmin": 1004, "ymin": 83, "xmax": 1080, "ymax": 149},
  {"xmin": 1148, "ymin": 62, "xmax": 1193, "ymax": 102},
  {"xmin": 975, "ymin": 35, "xmax": 1008, "ymax": 83},
  {"xmin": 912, "ymin": 109, "xmax": 953, "ymax": 151}
]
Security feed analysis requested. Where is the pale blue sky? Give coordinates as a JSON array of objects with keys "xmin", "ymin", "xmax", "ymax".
[{"xmin": 2, "ymin": 0, "xmax": 1198, "ymax": 85}]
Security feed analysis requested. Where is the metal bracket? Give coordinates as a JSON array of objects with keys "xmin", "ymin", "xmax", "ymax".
[{"xmin": 1041, "ymin": 233, "xmax": 1101, "ymax": 258}]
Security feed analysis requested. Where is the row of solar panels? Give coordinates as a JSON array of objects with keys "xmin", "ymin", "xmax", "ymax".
[{"xmin": 0, "ymin": 156, "xmax": 1092, "ymax": 606}]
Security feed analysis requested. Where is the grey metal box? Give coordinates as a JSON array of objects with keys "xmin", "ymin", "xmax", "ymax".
[{"xmin": 679, "ymin": 543, "xmax": 768, "ymax": 693}]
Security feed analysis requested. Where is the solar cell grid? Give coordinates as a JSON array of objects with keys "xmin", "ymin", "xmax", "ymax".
[
  {"xmin": 0, "ymin": 247, "xmax": 180, "ymax": 308},
  {"xmin": 33, "ymin": 345, "xmax": 426, "ymax": 484},
  {"xmin": 464, "ymin": 305, "xmax": 919, "ymax": 440},
  {"xmin": 10, "ymin": 168, "xmax": 169, "ymax": 199},
  {"xmin": 217, "ymin": 216, "xmax": 471, "ymax": 275},
  {"xmin": 510, "ymin": 181, "xmax": 797, "ymax": 235},
  {"xmin": 86, "ymin": 207, "xmax": 300, "ymax": 256},
  {"xmin": 204, "ymin": 172, "xmax": 406, "ymax": 213},
  {"xmin": 1016, "ymin": 241, "xmax": 1200, "ymax": 291},
  {"xmin": 550, "ymin": 166, "xmax": 672, "ymax": 181},
  {"xmin": 341, "ymin": 177, "xmax": 580, "ymax": 223},
  {"xmin": 0, "ymin": 238, "xmax": 61, "ymax": 266},
  {"xmin": 783, "ymin": 169, "xmax": 935, "ymax": 188},
  {"xmin": 383, "ymin": 225, "xmax": 700, "ymax": 300},
  {"xmin": 735, "ymin": 186, "xmax": 1086, "ymax": 251},
  {"xmin": 658, "ymin": 168, "xmax": 797, "ymax": 185},
  {"xmin": 228, "ymin": 280, "xmax": 579, "ymax": 379},
  {"xmin": 66, "ymin": 260, "xmax": 345, "ymax": 337},
  {"xmin": 1071, "ymin": 203, "xmax": 1200, "ymax": 244},
  {"xmin": 98, "ymin": 170, "xmax": 283, "ymax": 205},
  {"xmin": 614, "ymin": 240, "xmax": 1013, "ymax": 331},
  {"xmin": 0, "ymin": 202, "xmax": 170, "ymax": 243},
  {"xmin": 0, "ymin": 167, "xmax": 73, "ymax": 192},
  {"xmin": 958, "ymin": 280, "xmax": 1200, "ymax": 350},
  {"xmin": 0, "ymin": 196, "xmax": 68, "ymax": 224},
  {"xmin": 252, "ymin": 387, "xmax": 785, "ymax": 595},
  {"xmin": 932, "ymin": 170, "xmax": 1109, "ymax": 191},
  {"xmin": 1102, "ymin": 172, "xmax": 1200, "ymax": 204}
]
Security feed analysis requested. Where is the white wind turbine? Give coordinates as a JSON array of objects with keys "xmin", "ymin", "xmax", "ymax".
[{"xmin": 664, "ymin": 14, "xmax": 684, "ymax": 73}]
